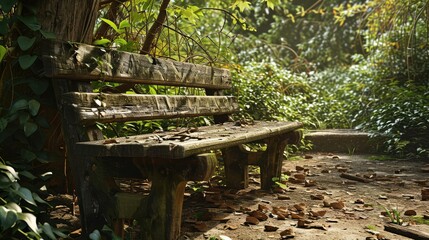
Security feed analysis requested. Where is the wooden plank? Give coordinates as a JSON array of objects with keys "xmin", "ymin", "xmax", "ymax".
[
  {"xmin": 63, "ymin": 92, "xmax": 238, "ymax": 124},
  {"xmin": 42, "ymin": 41, "xmax": 231, "ymax": 89},
  {"xmin": 75, "ymin": 121, "xmax": 303, "ymax": 159},
  {"xmin": 384, "ymin": 223, "xmax": 429, "ymax": 240}
]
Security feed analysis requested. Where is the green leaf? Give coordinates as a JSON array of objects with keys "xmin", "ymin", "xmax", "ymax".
[
  {"xmin": 101, "ymin": 18, "xmax": 119, "ymax": 33},
  {"xmin": 19, "ymin": 170, "xmax": 36, "ymax": 180},
  {"xmin": 0, "ymin": 118, "xmax": 7, "ymax": 131},
  {"xmin": 24, "ymin": 122, "xmax": 38, "ymax": 137},
  {"xmin": 114, "ymin": 38, "xmax": 127, "ymax": 46},
  {"xmin": 21, "ymin": 149, "xmax": 37, "ymax": 162},
  {"xmin": 52, "ymin": 228, "xmax": 68, "ymax": 238},
  {"xmin": 19, "ymin": 112, "xmax": 30, "ymax": 125},
  {"xmin": 17, "ymin": 36, "xmax": 36, "ymax": 51},
  {"xmin": 28, "ymin": 99, "xmax": 40, "ymax": 116},
  {"xmin": 41, "ymin": 222, "xmax": 56, "ymax": 240},
  {"xmin": 89, "ymin": 229, "xmax": 101, "ymax": 240},
  {"xmin": 33, "ymin": 192, "xmax": 50, "ymax": 206},
  {"xmin": 232, "ymin": 0, "xmax": 251, "ymax": 12},
  {"xmin": 3, "ymin": 210, "xmax": 18, "ymax": 230},
  {"xmin": 119, "ymin": 19, "xmax": 131, "ymax": 29},
  {"xmin": 0, "ymin": 163, "xmax": 19, "ymax": 179},
  {"xmin": 39, "ymin": 29, "xmax": 56, "ymax": 39},
  {"xmin": 0, "ymin": 45, "xmax": 7, "ymax": 62},
  {"xmin": 0, "ymin": 0, "xmax": 17, "ymax": 13},
  {"xmin": 17, "ymin": 212, "xmax": 39, "ymax": 234},
  {"xmin": 29, "ymin": 77, "xmax": 49, "ymax": 95},
  {"xmin": 11, "ymin": 99, "xmax": 28, "ymax": 113},
  {"xmin": 18, "ymin": 55, "xmax": 38, "ymax": 70},
  {"xmin": 5, "ymin": 202, "xmax": 22, "ymax": 212},
  {"xmin": 17, "ymin": 187, "xmax": 36, "ymax": 205},
  {"xmin": 0, "ymin": 19, "xmax": 9, "ymax": 35},
  {"xmin": 17, "ymin": 15, "xmax": 41, "ymax": 31},
  {"xmin": 93, "ymin": 38, "xmax": 111, "ymax": 46}
]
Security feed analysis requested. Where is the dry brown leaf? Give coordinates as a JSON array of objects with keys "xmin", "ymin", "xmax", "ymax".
[
  {"xmin": 404, "ymin": 209, "xmax": 417, "ymax": 216},
  {"xmin": 245, "ymin": 216, "xmax": 260, "ymax": 225},
  {"xmin": 277, "ymin": 194, "xmax": 291, "ymax": 200},
  {"xmin": 250, "ymin": 210, "xmax": 268, "ymax": 221},
  {"xmin": 223, "ymin": 224, "xmax": 238, "ymax": 230},
  {"xmin": 192, "ymin": 222, "xmax": 208, "ymax": 232},
  {"xmin": 330, "ymin": 201, "xmax": 345, "ymax": 210},
  {"xmin": 310, "ymin": 194, "xmax": 324, "ymax": 200},
  {"xmin": 264, "ymin": 225, "xmax": 279, "ymax": 232},
  {"xmin": 280, "ymin": 228, "xmax": 295, "ymax": 238}
]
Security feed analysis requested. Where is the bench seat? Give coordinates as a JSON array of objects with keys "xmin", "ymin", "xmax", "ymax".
[{"xmin": 75, "ymin": 121, "xmax": 302, "ymax": 158}]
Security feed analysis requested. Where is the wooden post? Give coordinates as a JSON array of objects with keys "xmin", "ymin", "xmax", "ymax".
[
  {"xmin": 259, "ymin": 137, "xmax": 288, "ymax": 190},
  {"xmin": 223, "ymin": 146, "xmax": 249, "ymax": 189},
  {"xmin": 132, "ymin": 153, "xmax": 217, "ymax": 240}
]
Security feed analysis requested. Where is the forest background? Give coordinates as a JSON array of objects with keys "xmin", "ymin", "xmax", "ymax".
[{"xmin": 0, "ymin": 0, "xmax": 428, "ymax": 238}]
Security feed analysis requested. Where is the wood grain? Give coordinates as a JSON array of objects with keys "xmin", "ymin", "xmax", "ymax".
[{"xmin": 42, "ymin": 41, "xmax": 231, "ymax": 89}]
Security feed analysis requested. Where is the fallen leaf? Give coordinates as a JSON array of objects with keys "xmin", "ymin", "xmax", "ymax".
[
  {"xmin": 192, "ymin": 222, "xmax": 208, "ymax": 232},
  {"xmin": 245, "ymin": 216, "xmax": 260, "ymax": 225},
  {"xmin": 258, "ymin": 204, "xmax": 270, "ymax": 212},
  {"xmin": 378, "ymin": 195, "xmax": 388, "ymax": 200},
  {"xmin": 294, "ymin": 173, "xmax": 306, "ymax": 180},
  {"xmin": 354, "ymin": 199, "xmax": 365, "ymax": 204},
  {"xmin": 264, "ymin": 225, "xmax": 279, "ymax": 232},
  {"xmin": 304, "ymin": 180, "xmax": 317, "ymax": 187},
  {"xmin": 224, "ymin": 224, "xmax": 238, "ymax": 230},
  {"xmin": 277, "ymin": 194, "xmax": 291, "ymax": 200},
  {"xmin": 330, "ymin": 201, "xmax": 345, "ymax": 210},
  {"xmin": 296, "ymin": 166, "xmax": 305, "ymax": 171},
  {"xmin": 404, "ymin": 209, "xmax": 417, "ymax": 216},
  {"xmin": 250, "ymin": 210, "xmax": 268, "ymax": 221},
  {"xmin": 326, "ymin": 218, "xmax": 339, "ymax": 223},
  {"xmin": 280, "ymin": 228, "xmax": 295, "ymax": 238},
  {"xmin": 310, "ymin": 194, "xmax": 324, "ymax": 200},
  {"xmin": 219, "ymin": 235, "xmax": 232, "ymax": 240},
  {"xmin": 310, "ymin": 209, "xmax": 327, "ymax": 217},
  {"xmin": 103, "ymin": 139, "xmax": 118, "ymax": 144},
  {"xmin": 293, "ymin": 203, "xmax": 306, "ymax": 211}
]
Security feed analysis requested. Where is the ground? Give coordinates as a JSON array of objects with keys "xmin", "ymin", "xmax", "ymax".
[{"xmin": 47, "ymin": 153, "xmax": 429, "ymax": 240}]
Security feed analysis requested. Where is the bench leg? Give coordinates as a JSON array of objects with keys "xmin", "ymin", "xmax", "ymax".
[
  {"xmin": 223, "ymin": 146, "xmax": 249, "ymax": 189},
  {"xmin": 260, "ymin": 131, "xmax": 302, "ymax": 190},
  {"xmin": 133, "ymin": 153, "xmax": 217, "ymax": 240}
]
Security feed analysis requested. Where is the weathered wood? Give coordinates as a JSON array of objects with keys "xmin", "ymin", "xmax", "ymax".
[
  {"xmin": 63, "ymin": 92, "xmax": 238, "ymax": 124},
  {"xmin": 131, "ymin": 153, "xmax": 217, "ymax": 240},
  {"xmin": 259, "ymin": 137, "xmax": 288, "ymax": 190},
  {"xmin": 75, "ymin": 121, "xmax": 303, "ymax": 159},
  {"xmin": 384, "ymin": 223, "xmax": 429, "ymax": 240},
  {"xmin": 42, "ymin": 41, "xmax": 231, "ymax": 89},
  {"xmin": 223, "ymin": 146, "xmax": 250, "ymax": 189},
  {"xmin": 340, "ymin": 173, "xmax": 372, "ymax": 183}
]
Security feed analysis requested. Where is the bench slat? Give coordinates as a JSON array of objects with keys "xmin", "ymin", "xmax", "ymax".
[
  {"xmin": 75, "ymin": 121, "xmax": 303, "ymax": 159},
  {"xmin": 64, "ymin": 92, "xmax": 238, "ymax": 124},
  {"xmin": 42, "ymin": 41, "xmax": 231, "ymax": 90}
]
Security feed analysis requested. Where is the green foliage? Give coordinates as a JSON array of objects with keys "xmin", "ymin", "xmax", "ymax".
[{"xmin": 382, "ymin": 206, "xmax": 403, "ymax": 225}]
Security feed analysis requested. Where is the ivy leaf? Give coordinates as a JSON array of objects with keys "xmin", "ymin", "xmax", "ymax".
[
  {"xmin": 18, "ymin": 54, "xmax": 38, "ymax": 70},
  {"xmin": 264, "ymin": 0, "xmax": 279, "ymax": 10},
  {"xmin": 119, "ymin": 19, "xmax": 131, "ymax": 29},
  {"xmin": 93, "ymin": 38, "xmax": 111, "ymax": 46},
  {"xmin": 21, "ymin": 149, "xmax": 37, "ymax": 162},
  {"xmin": 101, "ymin": 18, "xmax": 119, "ymax": 33},
  {"xmin": 0, "ymin": 45, "xmax": 7, "ymax": 62},
  {"xmin": 17, "ymin": 15, "xmax": 41, "ymax": 31},
  {"xmin": 17, "ymin": 36, "xmax": 36, "ymax": 51},
  {"xmin": 29, "ymin": 77, "xmax": 49, "ymax": 95},
  {"xmin": 113, "ymin": 38, "xmax": 127, "ymax": 46},
  {"xmin": 3, "ymin": 210, "xmax": 18, "ymax": 230},
  {"xmin": 41, "ymin": 222, "xmax": 56, "ymax": 240},
  {"xmin": 232, "ymin": 0, "xmax": 251, "ymax": 12},
  {"xmin": 0, "ymin": 163, "xmax": 19, "ymax": 179},
  {"xmin": 17, "ymin": 187, "xmax": 36, "ymax": 205},
  {"xmin": 0, "ymin": 0, "xmax": 17, "ymax": 13},
  {"xmin": 11, "ymin": 99, "xmax": 28, "ymax": 113},
  {"xmin": 39, "ymin": 29, "xmax": 56, "ymax": 39},
  {"xmin": 17, "ymin": 212, "xmax": 39, "ymax": 234},
  {"xmin": 28, "ymin": 99, "xmax": 40, "ymax": 116},
  {"xmin": 24, "ymin": 122, "xmax": 38, "ymax": 137},
  {"xmin": 182, "ymin": 6, "xmax": 200, "ymax": 24}
]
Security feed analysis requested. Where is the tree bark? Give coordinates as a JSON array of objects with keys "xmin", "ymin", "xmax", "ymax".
[{"xmin": 36, "ymin": 0, "xmax": 100, "ymax": 43}]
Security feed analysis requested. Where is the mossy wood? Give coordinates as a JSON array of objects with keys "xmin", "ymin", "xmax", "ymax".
[
  {"xmin": 42, "ymin": 41, "xmax": 231, "ymax": 90},
  {"xmin": 42, "ymin": 40, "xmax": 303, "ymax": 240},
  {"xmin": 63, "ymin": 92, "xmax": 238, "ymax": 124}
]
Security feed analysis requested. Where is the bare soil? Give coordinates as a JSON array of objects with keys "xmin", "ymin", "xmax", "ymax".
[{"xmin": 47, "ymin": 153, "xmax": 429, "ymax": 240}]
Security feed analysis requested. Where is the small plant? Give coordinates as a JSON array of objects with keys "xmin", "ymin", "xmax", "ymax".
[
  {"xmin": 272, "ymin": 174, "xmax": 289, "ymax": 189},
  {"xmin": 383, "ymin": 206, "xmax": 403, "ymax": 225},
  {"xmin": 410, "ymin": 216, "xmax": 429, "ymax": 225},
  {"xmin": 365, "ymin": 225, "xmax": 377, "ymax": 231}
]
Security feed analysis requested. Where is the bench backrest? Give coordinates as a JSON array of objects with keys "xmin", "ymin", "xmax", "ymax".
[{"xmin": 41, "ymin": 41, "xmax": 238, "ymax": 128}]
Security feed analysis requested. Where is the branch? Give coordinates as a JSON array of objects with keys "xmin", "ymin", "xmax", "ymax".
[{"xmin": 140, "ymin": 0, "xmax": 170, "ymax": 55}]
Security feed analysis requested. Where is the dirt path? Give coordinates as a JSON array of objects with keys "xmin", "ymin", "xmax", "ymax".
[
  {"xmin": 180, "ymin": 153, "xmax": 429, "ymax": 240},
  {"xmin": 46, "ymin": 153, "xmax": 429, "ymax": 239}
]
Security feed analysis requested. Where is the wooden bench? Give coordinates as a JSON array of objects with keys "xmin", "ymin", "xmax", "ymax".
[{"xmin": 40, "ymin": 40, "xmax": 303, "ymax": 240}]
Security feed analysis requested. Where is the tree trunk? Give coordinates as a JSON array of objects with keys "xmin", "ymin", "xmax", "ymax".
[{"xmin": 36, "ymin": 0, "xmax": 100, "ymax": 43}]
